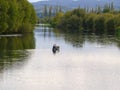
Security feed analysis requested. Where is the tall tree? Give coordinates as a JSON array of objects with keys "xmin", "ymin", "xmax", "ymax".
[
  {"xmin": 0, "ymin": 0, "xmax": 9, "ymax": 33},
  {"xmin": 43, "ymin": 5, "xmax": 48, "ymax": 17},
  {"xmin": 0, "ymin": 0, "xmax": 37, "ymax": 34}
]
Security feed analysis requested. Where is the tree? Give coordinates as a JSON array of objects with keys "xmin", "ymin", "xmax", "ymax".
[
  {"xmin": 0, "ymin": 0, "xmax": 9, "ymax": 33},
  {"xmin": 51, "ymin": 12, "xmax": 64, "ymax": 27},
  {"xmin": 43, "ymin": 5, "xmax": 48, "ymax": 17},
  {"xmin": 94, "ymin": 15, "xmax": 105, "ymax": 34},
  {"xmin": 48, "ymin": 6, "xmax": 52, "ymax": 17},
  {"xmin": 114, "ymin": 15, "xmax": 120, "ymax": 29},
  {"xmin": 105, "ymin": 17, "xmax": 115, "ymax": 34},
  {"xmin": 67, "ymin": 15, "xmax": 83, "ymax": 32},
  {"xmin": 0, "ymin": 0, "xmax": 37, "ymax": 34},
  {"xmin": 86, "ymin": 14, "xmax": 96, "ymax": 32},
  {"xmin": 72, "ymin": 8, "xmax": 85, "ymax": 17},
  {"xmin": 103, "ymin": 4, "xmax": 110, "ymax": 13},
  {"xmin": 51, "ymin": 6, "xmax": 120, "ymax": 35}
]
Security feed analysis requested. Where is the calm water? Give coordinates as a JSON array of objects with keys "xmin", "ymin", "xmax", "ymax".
[{"xmin": 0, "ymin": 25, "xmax": 120, "ymax": 90}]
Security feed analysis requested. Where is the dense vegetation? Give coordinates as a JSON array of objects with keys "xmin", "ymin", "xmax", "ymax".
[
  {"xmin": 50, "ymin": 3, "xmax": 120, "ymax": 35},
  {"xmin": 37, "ymin": 5, "xmax": 64, "ymax": 23},
  {"xmin": 0, "ymin": 0, "xmax": 37, "ymax": 34}
]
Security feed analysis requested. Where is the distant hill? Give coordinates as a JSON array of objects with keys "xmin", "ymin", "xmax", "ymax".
[
  {"xmin": 33, "ymin": 0, "xmax": 120, "ymax": 9},
  {"xmin": 32, "ymin": 0, "xmax": 120, "ymax": 17}
]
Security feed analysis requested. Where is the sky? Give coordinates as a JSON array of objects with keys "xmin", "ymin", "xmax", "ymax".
[{"xmin": 28, "ymin": 0, "xmax": 42, "ymax": 2}]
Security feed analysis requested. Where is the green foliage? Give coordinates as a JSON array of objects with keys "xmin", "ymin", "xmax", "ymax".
[
  {"xmin": 0, "ymin": 0, "xmax": 37, "ymax": 34},
  {"xmin": 105, "ymin": 17, "xmax": 115, "ymax": 34},
  {"xmin": 94, "ymin": 15, "xmax": 105, "ymax": 34},
  {"xmin": 51, "ymin": 5, "xmax": 120, "ymax": 35},
  {"xmin": 53, "ymin": 8, "xmax": 85, "ymax": 32},
  {"xmin": 116, "ymin": 26, "xmax": 120, "ymax": 36},
  {"xmin": 71, "ymin": 8, "xmax": 85, "ymax": 17},
  {"xmin": 85, "ymin": 13, "xmax": 96, "ymax": 32},
  {"xmin": 114, "ymin": 15, "xmax": 120, "ymax": 28},
  {"xmin": 51, "ymin": 12, "xmax": 64, "ymax": 27},
  {"xmin": 66, "ymin": 15, "xmax": 82, "ymax": 31},
  {"xmin": 0, "ymin": 0, "xmax": 9, "ymax": 33},
  {"xmin": 103, "ymin": 4, "xmax": 111, "ymax": 13},
  {"xmin": 19, "ymin": 23, "xmax": 34, "ymax": 33}
]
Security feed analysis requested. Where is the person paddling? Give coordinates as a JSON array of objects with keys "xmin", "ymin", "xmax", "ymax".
[{"xmin": 52, "ymin": 44, "xmax": 60, "ymax": 54}]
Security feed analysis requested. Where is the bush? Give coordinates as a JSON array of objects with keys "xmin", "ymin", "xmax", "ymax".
[
  {"xmin": 0, "ymin": 0, "xmax": 37, "ymax": 34},
  {"xmin": 19, "ymin": 23, "xmax": 34, "ymax": 33},
  {"xmin": 116, "ymin": 26, "xmax": 120, "ymax": 36}
]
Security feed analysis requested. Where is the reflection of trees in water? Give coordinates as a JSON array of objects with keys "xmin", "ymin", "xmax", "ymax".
[
  {"xmin": 64, "ymin": 33, "xmax": 85, "ymax": 48},
  {"xmin": 0, "ymin": 33, "xmax": 35, "ymax": 72},
  {"xmin": 53, "ymin": 29, "xmax": 120, "ymax": 48},
  {"xmin": 0, "ymin": 33, "xmax": 35, "ymax": 50},
  {"xmin": 86, "ymin": 35, "xmax": 116, "ymax": 45},
  {"xmin": 43, "ymin": 27, "xmax": 53, "ymax": 38},
  {"xmin": 67, "ymin": 34, "xmax": 120, "ymax": 48}
]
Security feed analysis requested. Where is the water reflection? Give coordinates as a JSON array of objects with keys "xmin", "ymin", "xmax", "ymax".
[
  {"xmin": 0, "ymin": 33, "xmax": 35, "ymax": 72},
  {"xmin": 52, "ymin": 29, "xmax": 120, "ymax": 49},
  {"xmin": 1, "ymin": 26, "xmax": 120, "ymax": 90}
]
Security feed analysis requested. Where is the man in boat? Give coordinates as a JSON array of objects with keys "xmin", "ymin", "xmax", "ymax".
[{"xmin": 52, "ymin": 44, "xmax": 60, "ymax": 54}]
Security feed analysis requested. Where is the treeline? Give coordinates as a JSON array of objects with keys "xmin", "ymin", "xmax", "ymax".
[
  {"xmin": 0, "ymin": 0, "xmax": 37, "ymax": 34},
  {"xmin": 51, "ymin": 3, "xmax": 120, "ymax": 35},
  {"xmin": 37, "ymin": 5, "xmax": 65, "ymax": 23},
  {"xmin": 37, "ymin": 5, "xmax": 63, "ymax": 18}
]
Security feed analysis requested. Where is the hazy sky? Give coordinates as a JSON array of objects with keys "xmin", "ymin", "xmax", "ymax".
[{"xmin": 28, "ymin": 0, "xmax": 40, "ymax": 2}]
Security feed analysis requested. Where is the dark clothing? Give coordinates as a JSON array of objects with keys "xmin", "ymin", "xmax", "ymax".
[
  {"xmin": 52, "ymin": 46, "xmax": 57, "ymax": 53},
  {"xmin": 52, "ymin": 45, "xmax": 60, "ymax": 54}
]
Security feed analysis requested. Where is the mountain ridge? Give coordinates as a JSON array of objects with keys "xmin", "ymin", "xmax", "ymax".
[
  {"xmin": 32, "ymin": 0, "xmax": 120, "ymax": 18},
  {"xmin": 32, "ymin": 0, "xmax": 120, "ymax": 9}
]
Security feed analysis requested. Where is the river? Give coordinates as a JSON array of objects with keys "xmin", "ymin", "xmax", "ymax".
[{"xmin": 0, "ymin": 25, "xmax": 120, "ymax": 90}]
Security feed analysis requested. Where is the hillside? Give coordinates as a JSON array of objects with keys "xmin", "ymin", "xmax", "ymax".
[
  {"xmin": 33, "ymin": 0, "xmax": 120, "ymax": 9},
  {"xmin": 32, "ymin": 0, "xmax": 120, "ymax": 18}
]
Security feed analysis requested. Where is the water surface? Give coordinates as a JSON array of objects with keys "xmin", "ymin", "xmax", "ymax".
[{"xmin": 0, "ymin": 25, "xmax": 120, "ymax": 90}]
